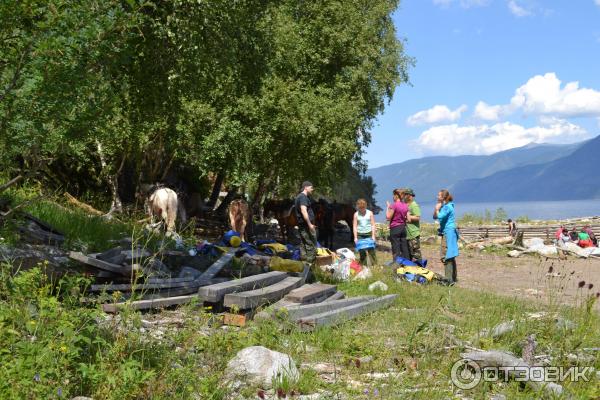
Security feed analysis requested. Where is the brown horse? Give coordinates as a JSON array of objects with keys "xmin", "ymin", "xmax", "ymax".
[{"xmin": 264, "ymin": 199, "xmax": 298, "ymax": 241}]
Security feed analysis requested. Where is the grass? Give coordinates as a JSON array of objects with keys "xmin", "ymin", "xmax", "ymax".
[{"xmin": 0, "ymin": 193, "xmax": 598, "ymax": 399}]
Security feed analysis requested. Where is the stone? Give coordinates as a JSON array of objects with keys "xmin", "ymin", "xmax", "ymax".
[
  {"xmin": 224, "ymin": 346, "xmax": 299, "ymax": 388},
  {"xmin": 368, "ymin": 281, "xmax": 388, "ymax": 292},
  {"xmin": 507, "ymin": 250, "xmax": 522, "ymax": 258}
]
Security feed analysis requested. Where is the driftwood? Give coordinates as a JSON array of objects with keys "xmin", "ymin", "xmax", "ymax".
[
  {"xmin": 64, "ymin": 192, "xmax": 103, "ymax": 216},
  {"xmin": 461, "ymin": 350, "xmax": 564, "ymax": 397}
]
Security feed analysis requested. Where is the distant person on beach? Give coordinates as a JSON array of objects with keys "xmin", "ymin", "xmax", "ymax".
[
  {"xmin": 353, "ymin": 198, "xmax": 377, "ymax": 266},
  {"xmin": 568, "ymin": 227, "xmax": 579, "ymax": 242},
  {"xmin": 555, "ymin": 226, "xmax": 571, "ymax": 247},
  {"xmin": 386, "ymin": 188, "xmax": 410, "ymax": 261},
  {"xmin": 578, "ymin": 229, "xmax": 595, "ymax": 248},
  {"xmin": 434, "ymin": 189, "xmax": 459, "ymax": 285},
  {"xmin": 507, "ymin": 219, "xmax": 517, "ymax": 237},
  {"xmin": 583, "ymin": 225, "xmax": 598, "ymax": 246},
  {"xmin": 404, "ymin": 188, "xmax": 422, "ymax": 264}
]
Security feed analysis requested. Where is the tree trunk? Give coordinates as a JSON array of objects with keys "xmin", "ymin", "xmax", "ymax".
[
  {"xmin": 215, "ymin": 186, "xmax": 238, "ymax": 218},
  {"xmin": 206, "ymin": 172, "xmax": 225, "ymax": 208}
]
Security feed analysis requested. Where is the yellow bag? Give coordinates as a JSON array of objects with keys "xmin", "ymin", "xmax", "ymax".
[
  {"xmin": 396, "ymin": 266, "xmax": 435, "ymax": 282},
  {"xmin": 269, "ymin": 256, "xmax": 305, "ymax": 273},
  {"xmin": 259, "ymin": 242, "xmax": 289, "ymax": 254},
  {"xmin": 316, "ymin": 247, "xmax": 334, "ymax": 257}
]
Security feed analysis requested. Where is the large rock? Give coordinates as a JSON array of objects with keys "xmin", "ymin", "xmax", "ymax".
[{"xmin": 225, "ymin": 346, "xmax": 299, "ymax": 388}]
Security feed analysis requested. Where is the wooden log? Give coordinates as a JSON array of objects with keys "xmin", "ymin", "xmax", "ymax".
[
  {"xmin": 96, "ymin": 247, "xmax": 123, "ymax": 261},
  {"xmin": 223, "ymin": 310, "xmax": 255, "ymax": 327},
  {"xmin": 64, "ymin": 192, "xmax": 104, "ymax": 216},
  {"xmin": 284, "ymin": 283, "xmax": 337, "ymax": 304},
  {"xmin": 277, "ymin": 296, "xmax": 375, "ymax": 321},
  {"xmin": 198, "ymin": 271, "xmax": 288, "ymax": 303},
  {"xmin": 198, "ymin": 249, "xmax": 234, "ymax": 280},
  {"xmin": 102, "ymin": 294, "xmax": 200, "ymax": 313},
  {"xmin": 90, "ymin": 279, "xmax": 198, "ymax": 292},
  {"xmin": 323, "ymin": 291, "xmax": 345, "ymax": 302},
  {"xmin": 461, "ymin": 350, "xmax": 564, "ymax": 397},
  {"xmin": 297, "ymin": 294, "xmax": 398, "ymax": 331},
  {"xmin": 69, "ymin": 251, "xmax": 132, "ymax": 276},
  {"xmin": 223, "ymin": 276, "xmax": 303, "ymax": 310}
]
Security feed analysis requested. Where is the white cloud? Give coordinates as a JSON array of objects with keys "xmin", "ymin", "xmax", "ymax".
[
  {"xmin": 595, "ymin": 0, "xmax": 600, "ymax": 6},
  {"xmin": 510, "ymin": 73, "xmax": 600, "ymax": 117},
  {"xmin": 508, "ymin": 0, "xmax": 533, "ymax": 17},
  {"xmin": 416, "ymin": 120, "xmax": 587, "ymax": 155},
  {"xmin": 407, "ymin": 105, "xmax": 468, "ymax": 126},
  {"xmin": 473, "ymin": 101, "xmax": 506, "ymax": 121}
]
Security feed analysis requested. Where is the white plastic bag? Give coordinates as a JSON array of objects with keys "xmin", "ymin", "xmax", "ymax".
[
  {"xmin": 332, "ymin": 259, "xmax": 352, "ymax": 281},
  {"xmin": 336, "ymin": 247, "xmax": 356, "ymax": 261}
]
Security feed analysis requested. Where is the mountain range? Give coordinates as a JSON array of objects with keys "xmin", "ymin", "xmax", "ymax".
[{"xmin": 367, "ymin": 135, "xmax": 599, "ymax": 207}]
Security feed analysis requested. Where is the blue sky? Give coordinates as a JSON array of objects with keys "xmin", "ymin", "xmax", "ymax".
[{"xmin": 366, "ymin": 0, "xmax": 600, "ymax": 168}]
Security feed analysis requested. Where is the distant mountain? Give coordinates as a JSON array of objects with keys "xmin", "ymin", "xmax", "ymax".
[
  {"xmin": 367, "ymin": 141, "xmax": 583, "ymax": 207},
  {"xmin": 452, "ymin": 135, "xmax": 600, "ymax": 201}
]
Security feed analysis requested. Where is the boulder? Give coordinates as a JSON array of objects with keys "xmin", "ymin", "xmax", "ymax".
[
  {"xmin": 224, "ymin": 346, "xmax": 299, "ymax": 389},
  {"xmin": 368, "ymin": 281, "xmax": 388, "ymax": 292}
]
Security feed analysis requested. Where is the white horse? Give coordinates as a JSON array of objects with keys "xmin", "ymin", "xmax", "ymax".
[{"xmin": 145, "ymin": 187, "xmax": 186, "ymax": 234}]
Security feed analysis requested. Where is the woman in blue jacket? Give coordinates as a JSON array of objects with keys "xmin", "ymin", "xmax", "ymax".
[{"xmin": 433, "ymin": 189, "xmax": 459, "ymax": 284}]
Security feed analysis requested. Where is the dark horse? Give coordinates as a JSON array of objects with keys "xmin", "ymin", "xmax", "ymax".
[{"xmin": 314, "ymin": 200, "xmax": 355, "ymax": 249}]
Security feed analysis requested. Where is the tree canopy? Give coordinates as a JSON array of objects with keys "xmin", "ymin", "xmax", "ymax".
[{"xmin": 1, "ymin": 0, "xmax": 411, "ymax": 207}]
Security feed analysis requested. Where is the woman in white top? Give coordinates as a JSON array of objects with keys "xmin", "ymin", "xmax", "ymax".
[{"xmin": 353, "ymin": 198, "xmax": 377, "ymax": 265}]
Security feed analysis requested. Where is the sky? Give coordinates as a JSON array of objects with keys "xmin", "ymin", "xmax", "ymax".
[{"xmin": 365, "ymin": 0, "xmax": 600, "ymax": 168}]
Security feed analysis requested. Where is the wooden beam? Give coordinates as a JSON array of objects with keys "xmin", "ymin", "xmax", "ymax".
[
  {"xmin": 223, "ymin": 276, "xmax": 303, "ymax": 310},
  {"xmin": 277, "ymin": 296, "xmax": 375, "ymax": 321},
  {"xmin": 284, "ymin": 283, "xmax": 337, "ymax": 304},
  {"xmin": 297, "ymin": 294, "xmax": 398, "ymax": 331},
  {"xmin": 64, "ymin": 192, "xmax": 104, "ymax": 216},
  {"xmin": 323, "ymin": 291, "xmax": 345, "ymax": 302},
  {"xmin": 102, "ymin": 294, "xmax": 200, "ymax": 313},
  {"xmin": 198, "ymin": 250, "xmax": 234, "ymax": 280},
  {"xmin": 198, "ymin": 271, "xmax": 287, "ymax": 303},
  {"xmin": 69, "ymin": 251, "xmax": 132, "ymax": 276}
]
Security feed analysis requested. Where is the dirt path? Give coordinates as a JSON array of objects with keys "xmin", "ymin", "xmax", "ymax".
[{"xmin": 420, "ymin": 245, "xmax": 600, "ymax": 311}]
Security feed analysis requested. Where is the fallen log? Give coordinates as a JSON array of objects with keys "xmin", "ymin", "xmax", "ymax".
[
  {"xmin": 64, "ymin": 192, "xmax": 103, "ymax": 216},
  {"xmin": 297, "ymin": 294, "xmax": 398, "ymax": 331}
]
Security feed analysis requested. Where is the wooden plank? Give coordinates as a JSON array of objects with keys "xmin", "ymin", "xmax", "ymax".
[
  {"xmin": 198, "ymin": 250, "xmax": 235, "ymax": 280},
  {"xmin": 278, "ymin": 296, "xmax": 375, "ymax": 320},
  {"xmin": 284, "ymin": 283, "xmax": 337, "ymax": 303},
  {"xmin": 90, "ymin": 279, "xmax": 200, "ymax": 292},
  {"xmin": 297, "ymin": 295, "xmax": 398, "ymax": 331},
  {"xmin": 198, "ymin": 271, "xmax": 288, "ymax": 303},
  {"xmin": 96, "ymin": 247, "xmax": 123, "ymax": 261},
  {"xmin": 223, "ymin": 276, "xmax": 303, "ymax": 309},
  {"xmin": 323, "ymin": 291, "xmax": 345, "ymax": 302},
  {"xmin": 69, "ymin": 251, "xmax": 132, "ymax": 276},
  {"xmin": 102, "ymin": 294, "xmax": 200, "ymax": 313}
]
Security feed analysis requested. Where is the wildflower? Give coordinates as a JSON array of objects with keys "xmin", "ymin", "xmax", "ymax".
[
  {"xmin": 578, "ymin": 281, "xmax": 586, "ymax": 288},
  {"xmin": 33, "ymin": 373, "xmax": 40, "ymax": 382},
  {"xmin": 589, "ymin": 283, "xmax": 594, "ymax": 290},
  {"xmin": 276, "ymin": 388, "xmax": 285, "ymax": 398},
  {"xmin": 363, "ymin": 389, "xmax": 370, "ymax": 395},
  {"xmin": 60, "ymin": 345, "xmax": 67, "ymax": 353},
  {"xmin": 57, "ymin": 387, "xmax": 62, "ymax": 397},
  {"xmin": 374, "ymin": 388, "xmax": 380, "ymax": 396}
]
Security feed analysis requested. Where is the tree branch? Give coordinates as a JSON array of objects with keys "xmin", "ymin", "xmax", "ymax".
[{"xmin": 0, "ymin": 42, "xmax": 32, "ymax": 103}]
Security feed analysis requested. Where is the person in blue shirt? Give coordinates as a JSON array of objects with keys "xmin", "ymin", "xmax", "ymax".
[{"xmin": 433, "ymin": 189, "xmax": 459, "ymax": 284}]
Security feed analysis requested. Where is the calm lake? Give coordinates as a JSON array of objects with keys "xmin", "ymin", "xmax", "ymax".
[{"xmin": 374, "ymin": 199, "xmax": 600, "ymax": 223}]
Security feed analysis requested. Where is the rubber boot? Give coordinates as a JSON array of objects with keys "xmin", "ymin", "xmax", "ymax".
[
  {"xmin": 451, "ymin": 259, "xmax": 458, "ymax": 283},
  {"xmin": 444, "ymin": 259, "xmax": 455, "ymax": 285}
]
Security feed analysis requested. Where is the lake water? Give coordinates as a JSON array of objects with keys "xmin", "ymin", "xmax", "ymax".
[{"xmin": 374, "ymin": 199, "xmax": 600, "ymax": 223}]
